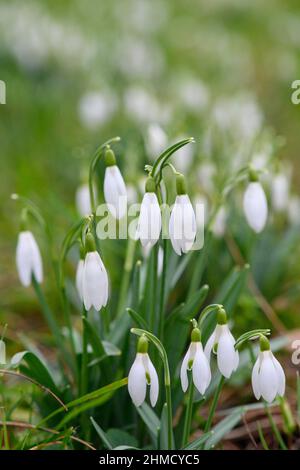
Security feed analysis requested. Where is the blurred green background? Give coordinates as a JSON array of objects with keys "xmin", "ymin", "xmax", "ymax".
[{"xmin": 1, "ymin": 0, "xmax": 300, "ymax": 341}]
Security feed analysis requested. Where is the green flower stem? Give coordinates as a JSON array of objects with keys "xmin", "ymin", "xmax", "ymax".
[
  {"xmin": 204, "ymin": 375, "xmax": 225, "ymax": 435},
  {"xmin": 181, "ymin": 376, "xmax": 194, "ymax": 447},
  {"xmin": 80, "ymin": 308, "xmax": 88, "ymax": 397},
  {"xmin": 32, "ymin": 276, "xmax": 72, "ymax": 371},
  {"xmin": 158, "ymin": 238, "xmax": 168, "ymax": 341},
  {"xmin": 116, "ymin": 238, "xmax": 137, "ymax": 318},
  {"xmin": 149, "ymin": 244, "xmax": 158, "ymax": 332},
  {"xmin": 131, "ymin": 328, "xmax": 174, "ymax": 450}
]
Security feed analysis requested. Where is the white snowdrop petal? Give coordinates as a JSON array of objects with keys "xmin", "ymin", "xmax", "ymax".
[
  {"xmin": 138, "ymin": 192, "xmax": 161, "ymax": 247},
  {"xmin": 204, "ymin": 331, "xmax": 216, "ymax": 362},
  {"xmin": 146, "ymin": 356, "xmax": 159, "ymax": 407},
  {"xmin": 179, "ymin": 195, "xmax": 196, "ymax": 252},
  {"xmin": 75, "ymin": 259, "xmax": 84, "ymax": 301},
  {"xmin": 180, "ymin": 345, "xmax": 191, "ymax": 392},
  {"xmin": 192, "ymin": 343, "xmax": 211, "ymax": 395},
  {"xmin": 217, "ymin": 329, "xmax": 237, "ymax": 378},
  {"xmin": 243, "ymin": 182, "xmax": 268, "ymax": 233},
  {"xmin": 104, "ymin": 166, "xmax": 127, "ymax": 219},
  {"xmin": 271, "ymin": 353, "xmax": 286, "ymax": 397},
  {"xmin": 82, "ymin": 252, "xmax": 108, "ymax": 311},
  {"xmin": 16, "ymin": 232, "xmax": 32, "ymax": 287},
  {"xmin": 76, "ymin": 184, "xmax": 92, "ymax": 216},
  {"xmin": 259, "ymin": 352, "xmax": 279, "ymax": 403},
  {"xmin": 128, "ymin": 354, "xmax": 147, "ymax": 407},
  {"xmin": 29, "ymin": 233, "xmax": 43, "ymax": 284},
  {"xmin": 169, "ymin": 200, "xmax": 183, "ymax": 255},
  {"xmin": 251, "ymin": 355, "xmax": 262, "ymax": 400}
]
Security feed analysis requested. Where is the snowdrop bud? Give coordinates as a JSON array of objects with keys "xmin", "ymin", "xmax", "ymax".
[
  {"xmin": 128, "ymin": 336, "xmax": 159, "ymax": 407},
  {"xmin": 251, "ymin": 335, "xmax": 286, "ymax": 404},
  {"xmin": 0, "ymin": 340, "xmax": 6, "ymax": 364},
  {"xmin": 180, "ymin": 327, "xmax": 211, "ymax": 395},
  {"xmin": 16, "ymin": 230, "xmax": 43, "ymax": 287},
  {"xmin": 82, "ymin": 233, "xmax": 109, "ymax": 311},
  {"xmin": 136, "ymin": 176, "xmax": 161, "ymax": 250},
  {"xmin": 75, "ymin": 244, "xmax": 85, "ymax": 302},
  {"xmin": 76, "ymin": 183, "xmax": 94, "ymax": 217},
  {"xmin": 243, "ymin": 171, "xmax": 268, "ymax": 233},
  {"xmin": 169, "ymin": 174, "xmax": 196, "ymax": 255},
  {"xmin": 204, "ymin": 308, "xmax": 239, "ymax": 379},
  {"xmin": 104, "ymin": 148, "xmax": 127, "ymax": 219}
]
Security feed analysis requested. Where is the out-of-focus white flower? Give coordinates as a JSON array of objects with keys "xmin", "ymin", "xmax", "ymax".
[
  {"xmin": 145, "ymin": 124, "xmax": 167, "ymax": 159},
  {"xmin": 128, "ymin": 336, "xmax": 159, "ymax": 407},
  {"xmin": 78, "ymin": 91, "xmax": 116, "ymax": 130},
  {"xmin": 16, "ymin": 231, "xmax": 43, "ymax": 287},
  {"xmin": 169, "ymin": 175, "xmax": 196, "ymax": 255},
  {"xmin": 82, "ymin": 233, "xmax": 108, "ymax": 311},
  {"xmin": 243, "ymin": 180, "xmax": 268, "ymax": 233},
  {"xmin": 288, "ymin": 196, "xmax": 300, "ymax": 225},
  {"xmin": 252, "ymin": 336, "xmax": 285, "ymax": 404},
  {"xmin": 0, "ymin": 340, "xmax": 6, "ymax": 365},
  {"xmin": 76, "ymin": 183, "xmax": 94, "ymax": 217},
  {"xmin": 177, "ymin": 78, "xmax": 209, "ymax": 112},
  {"xmin": 136, "ymin": 177, "xmax": 161, "ymax": 250},
  {"xmin": 124, "ymin": 86, "xmax": 171, "ymax": 124},
  {"xmin": 271, "ymin": 173, "xmax": 290, "ymax": 212},
  {"xmin": 181, "ymin": 327, "xmax": 211, "ymax": 395},
  {"xmin": 211, "ymin": 206, "xmax": 227, "ymax": 238},
  {"xmin": 104, "ymin": 148, "xmax": 127, "ymax": 220},
  {"xmin": 172, "ymin": 137, "xmax": 194, "ymax": 173},
  {"xmin": 204, "ymin": 308, "xmax": 239, "ymax": 379},
  {"xmin": 197, "ymin": 162, "xmax": 216, "ymax": 194}
]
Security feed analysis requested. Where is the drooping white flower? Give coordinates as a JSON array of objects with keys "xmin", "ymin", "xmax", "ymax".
[
  {"xmin": 16, "ymin": 231, "xmax": 43, "ymax": 287},
  {"xmin": 76, "ymin": 183, "xmax": 93, "ymax": 217},
  {"xmin": 180, "ymin": 327, "xmax": 211, "ymax": 395},
  {"xmin": 0, "ymin": 340, "xmax": 6, "ymax": 364},
  {"xmin": 78, "ymin": 91, "xmax": 116, "ymax": 130},
  {"xmin": 128, "ymin": 336, "xmax": 159, "ymax": 407},
  {"xmin": 146, "ymin": 123, "xmax": 167, "ymax": 159},
  {"xmin": 75, "ymin": 253, "xmax": 84, "ymax": 302},
  {"xmin": 82, "ymin": 233, "xmax": 108, "ymax": 311},
  {"xmin": 243, "ymin": 179, "xmax": 268, "ymax": 233},
  {"xmin": 271, "ymin": 173, "xmax": 290, "ymax": 213},
  {"xmin": 103, "ymin": 148, "xmax": 127, "ymax": 219},
  {"xmin": 211, "ymin": 206, "xmax": 227, "ymax": 238},
  {"xmin": 136, "ymin": 177, "xmax": 161, "ymax": 250},
  {"xmin": 204, "ymin": 308, "xmax": 239, "ymax": 379},
  {"xmin": 169, "ymin": 174, "xmax": 196, "ymax": 255},
  {"xmin": 252, "ymin": 336, "xmax": 285, "ymax": 404}
]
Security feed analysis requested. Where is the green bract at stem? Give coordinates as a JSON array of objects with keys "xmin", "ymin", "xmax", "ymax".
[
  {"xmin": 150, "ymin": 138, "xmax": 194, "ymax": 184},
  {"xmin": 88, "ymin": 136, "xmax": 121, "ymax": 213},
  {"xmin": 130, "ymin": 328, "xmax": 174, "ymax": 450},
  {"xmin": 234, "ymin": 328, "xmax": 271, "ymax": 350}
]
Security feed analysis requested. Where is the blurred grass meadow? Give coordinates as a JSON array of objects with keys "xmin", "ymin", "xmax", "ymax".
[{"xmin": 1, "ymin": 0, "xmax": 300, "ymax": 451}]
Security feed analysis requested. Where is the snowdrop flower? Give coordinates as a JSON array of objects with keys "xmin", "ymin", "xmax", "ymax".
[
  {"xmin": 128, "ymin": 336, "xmax": 159, "ymax": 407},
  {"xmin": 145, "ymin": 124, "xmax": 167, "ymax": 159},
  {"xmin": 271, "ymin": 173, "xmax": 290, "ymax": 213},
  {"xmin": 78, "ymin": 91, "xmax": 116, "ymax": 130},
  {"xmin": 181, "ymin": 326, "xmax": 211, "ymax": 395},
  {"xmin": 0, "ymin": 340, "xmax": 6, "ymax": 365},
  {"xmin": 252, "ymin": 336, "xmax": 285, "ymax": 404},
  {"xmin": 76, "ymin": 183, "xmax": 93, "ymax": 217},
  {"xmin": 169, "ymin": 174, "xmax": 196, "ymax": 255},
  {"xmin": 75, "ymin": 244, "xmax": 85, "ymax": 302},
  {"xmin": 204, "ymin": 307, "xmax": 239, "ymax": 379},
  {"xmin": 103, "ymin": 147, "xmax": 127, "ymax": 219},
  {"xmin": 211, "ymin": 206, "xmax": 227, "ymax": 238},
  {"xmin": 82, "ymin": 233, "xmax": 108, "ymax": 311},
  {"xmin": 136, "ymin": 177, "xmax": 161, "ymax": 250},
  {"xmin": 243, "ymin": 172, "xmax": 268, "ymax": 233},
  {"xmin": 16, "ymin": 230, "xmax": 43, "ymax": 287}
]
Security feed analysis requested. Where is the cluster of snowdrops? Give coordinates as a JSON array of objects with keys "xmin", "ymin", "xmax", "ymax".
[{"xmin": 11, "ymin": 137, "xmax": 285, "ymax": 421}]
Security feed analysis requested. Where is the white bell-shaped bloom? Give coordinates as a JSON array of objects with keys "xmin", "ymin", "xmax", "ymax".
[
  {"xmin": 82, "ymin": 234, "xmax": 108, "ymax": 311},
  {"xmin": 169, "ymin": 176, "xmax": 196, "ymax": 255},
  {"xmin": 16, "ymin": 231, "xmax": 43, "ymax": 287},
  {"xmin": 181, "ymin": 329, "xmax": 211, "ymax": 395},
  {"xmin": 204, "ymin": 324, "xmax": 239, "ymax": 379},
  {"xmin": 0, "ymin": 340, "xmax": 6, "ymax": 364},
  {"xmin": 271, "ymin": 173, "xmax": 290, "ymax": 213},
  {"xmin": 128, "ymin": 336, "xmax": 159, "ymax": 407},
  {"xmin": 104, "ymin": 148, "xmax": 127, "ymax": 220},
  {"xmin": 136, "ymin": 187, "xmax": 161, "ymax": 250},
  {"xmin": 75, "ymin": 258, "xmax": 84, "ymax": 302},
  {"xmin": 252, "ymin": 340, "xmax": 285, "ymax": 403},
  {"xmin": 243, "ymin": 181, "xmax": 268, "ymax": 233},
  {"xmin": 76, "ymin": 183, "xmax": 94, "ymax": 217}
]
